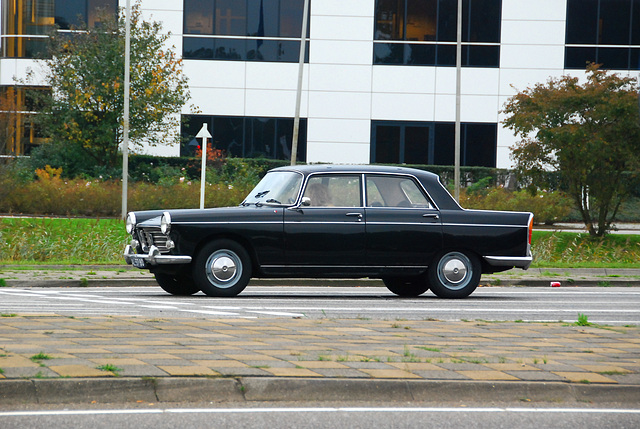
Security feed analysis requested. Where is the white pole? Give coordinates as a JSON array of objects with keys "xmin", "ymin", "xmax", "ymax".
[
  {"xmin": 121, "ymin": 0, "xmax": 131, "ymax": 219},
  {"xmin": 196, "ymin": 123, "xmax": 212, "ymax": 209},
  {"xmin": 454, "ymin": 0, "xmax": 462, "ymax": 202},
  {"xmin": 291, "ymin": 0, "xmax": 309, "ymax": 166}
]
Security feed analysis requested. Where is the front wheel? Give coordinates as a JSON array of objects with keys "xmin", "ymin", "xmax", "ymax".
[
  {"xmin": 428, "ymin": 251, "xmax": 481, "ymax": 299},
  {"xmin": 154, "ymin": 273, "xmax": 200, "ymax": 296},
  {"xmin": 192, "ymin": 239, "xmax": 252, "ymax": 297},
  {"xmin": 383, "ymin": 276, "xmax": 430, "ymax": 297}
]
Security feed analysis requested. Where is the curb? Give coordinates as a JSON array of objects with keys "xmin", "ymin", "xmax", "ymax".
[{"xmin": 1, "ymin": 378, "xmax": 639, "ymax": 405}]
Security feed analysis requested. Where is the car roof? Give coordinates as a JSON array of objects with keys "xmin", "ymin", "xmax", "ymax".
[{"xmin": 270, "ymin": 164, "xmax": 440, "ymax": 180}]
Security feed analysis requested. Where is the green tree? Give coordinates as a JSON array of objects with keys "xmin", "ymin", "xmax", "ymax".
[
  {"xmin": 30, "ymin": 1, "xmax": 193, "ymax": 168},
  {"xmin": 502, "ymin": 64, "xmax": 640, "ymax": 236}
]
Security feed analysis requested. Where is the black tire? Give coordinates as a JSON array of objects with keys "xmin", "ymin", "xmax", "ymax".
[
  {"xmin": 428, "ymin": 251, "xmax": 481, "ymax": 299},
  {"xmin": 383, "ymin": 276, "xmax": 430, "ymax": 297},
  {"xmin": 154, "ymin": 273, "xmax": 200, "ymax": 296},
  {"xmin": 192, "ymin": 239, "xmax": 252, "ymax": 297}
]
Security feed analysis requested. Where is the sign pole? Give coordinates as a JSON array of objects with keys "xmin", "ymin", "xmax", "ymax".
[{"xmin": 196, "ymin": 123, "xmax": 212, "ymax": 209}]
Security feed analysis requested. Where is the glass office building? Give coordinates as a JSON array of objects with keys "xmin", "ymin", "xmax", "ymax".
[{"xmin": 2, "ymin": 0, "xmax": 639, "ymax": 168}]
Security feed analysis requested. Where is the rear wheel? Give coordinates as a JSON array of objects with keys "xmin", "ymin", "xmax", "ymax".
[
  {"xmin": 428, "ymin": 251, "xmax": 481, "ymax": 299},
  {"xmin": 192, "ymin": 239, "xmax": 252, "ymax": 297},
  {"xmin": 383, "ymin": 276, "xmax": 430, "ymax": 297},
  {"xmin": 154, "ymin": 273, "xmax": 199, "ymax": 296}
]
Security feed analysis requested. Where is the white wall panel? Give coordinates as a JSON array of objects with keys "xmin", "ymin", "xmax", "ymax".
[
  {"xmin": 502, "ymin": 20, "xmax": 565, "ymax": 46},
  {"xmin": 308, "ymin": 118, "xmax": 370, "ymax": 143},
  {"xmin": 502, "ymin": 0, "xmax": 567, "ymax": 21},
  {"xmin": 310, "ymin": 40, "xmax": 373, "ymax": 65},
  {"xmin": 140, "ymin": 10, "xmax": 182, "ymax": 36},
  {"xmin": 461, "ymin": 96, "xmax": 500, "ymax": 122},
  {"xmin": 372, "ymin": 66, "xmax": 436, "ymax": 93},
  {"xmin": 308, "ymin": 91, "xmax": 371, "ymax": 119},
  {"xmin": 188, "ymin": 88, "xmax": 245, "ymax": 116},
  {"xmin": 246, "ymin": 62, "xmax": 306, "ymax": 90},
  {"xmin": 311, "ymin": 16, "xmax": 374, "ymax": 41},
  {"xmin": 313, "ymin": 0, "xmax": 374, "ymax": 17},
  {"xmin": 499, "ymin": 68, "xmax": 564, "ymax": 96},
  {"xmin": 461, "ymin": 69, "xmax": 500, "ymax": 95},
  {"xmin": 500, "ymin": 45, "xmax": 565, "ymax": 70},
  {"xmin": 309, "ymin": 64, "xmax": 372, "ymax": 92},
  {"xmin": 371, "ymin": 93, "xmax": 435, "ymax": 121},
  {"xmin": 306, "ymin": 141, "xmax": 370, "ymax": 164},
  {"xmin": 245, "ymin": 89, "xmax": 308, "ymax": 117},
  {"xmin": 139, "ymin": 0, "xmax": 182, "ymax": 11},
  {"xmin": 184, "ymin": 60, "xmax": 246, "ymax": 89}
]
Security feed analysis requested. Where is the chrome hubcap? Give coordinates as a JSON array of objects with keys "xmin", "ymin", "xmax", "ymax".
[
  {"xmin": 206, "ymin": 251, "xmax": 240, "ymax": 288},
  {"xmin": 442, "ymin": 258, "xmax": 467, "ymax": 284}
]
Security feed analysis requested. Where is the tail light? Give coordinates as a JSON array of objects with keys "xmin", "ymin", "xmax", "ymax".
[{"xmin": 528, "ymin": 214, "xmax": 534, "ymax": 245}]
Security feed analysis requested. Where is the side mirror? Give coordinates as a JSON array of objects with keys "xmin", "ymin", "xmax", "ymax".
[{"xmin": 301, "ymin": 197, "xmax": 311, "ymax": 206}]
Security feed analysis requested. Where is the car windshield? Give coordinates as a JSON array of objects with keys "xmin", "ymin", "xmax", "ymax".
[{"xmin": 242, "ymin": 171, "xmax": 303, "ymax": 206}]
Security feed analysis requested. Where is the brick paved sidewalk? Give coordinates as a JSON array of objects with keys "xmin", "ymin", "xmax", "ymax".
[{"xmin": 1, "ymin": 316, "xmax": 638, "ymax": 385}]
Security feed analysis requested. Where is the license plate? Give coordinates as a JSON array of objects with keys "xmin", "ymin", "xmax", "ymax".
[{"xmin": 131, "ymin": 257, "xmax": 146, "ymax": 268}]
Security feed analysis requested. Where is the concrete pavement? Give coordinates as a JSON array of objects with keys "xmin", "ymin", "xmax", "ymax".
[{"xmin": 0, "ymin": 266, "xmax": 639, "ymax": 406}]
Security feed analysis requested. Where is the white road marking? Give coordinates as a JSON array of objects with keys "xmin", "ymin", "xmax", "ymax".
[{"xmin": 1, "ymin": 407, "xmax": 639, "ymax": 417}]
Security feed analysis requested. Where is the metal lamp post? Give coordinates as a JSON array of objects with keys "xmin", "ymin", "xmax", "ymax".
[
  {"xmin": 196, "ymin": 123, "xmax": 212, "ymax": 209},
  {"xmin": 121, "ymin": 0, "xmax": 132, "ymax": 219}
]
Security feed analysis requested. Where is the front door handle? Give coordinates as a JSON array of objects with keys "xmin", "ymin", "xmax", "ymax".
[
  {"xmin": 346, "ymin": 212, "xmax": 363, "ymax": 221},
  {"xmin": 423, "ymin": 213, "xmax": 440, "ymax": 220}
]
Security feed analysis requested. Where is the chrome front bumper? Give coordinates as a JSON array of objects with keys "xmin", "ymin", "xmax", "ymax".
[{"xmin": 124, "ymin": 245, "xmax": 192, "ymax": 268}]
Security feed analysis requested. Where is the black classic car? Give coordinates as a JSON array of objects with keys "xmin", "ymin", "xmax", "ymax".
[{"xmin": 124, "ymin": 165, "xmax": 533, "ymax": 298}]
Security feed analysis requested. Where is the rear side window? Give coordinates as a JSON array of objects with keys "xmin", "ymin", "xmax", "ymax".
[{"xmin": 366, "ymin": 175, "xmax": 433, "ymax": 208}]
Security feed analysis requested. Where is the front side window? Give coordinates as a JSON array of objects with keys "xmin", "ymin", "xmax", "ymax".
[
  {"xmin": 183, "ymin": 0, "xmax": 310, "ymax": 63},
  {"xmin": 243, "ymin": 171, "xmax": 302, "ymax": 206},
  {"xmin": 303, "ymin": 175, "xmax": 362, "ymax": 207}
]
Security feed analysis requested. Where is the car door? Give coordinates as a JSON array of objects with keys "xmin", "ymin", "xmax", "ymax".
[
  {"xmin": 284, "ymin": 174, "xmax": 366, "ymax": 267},
  {"xmin": 364, "ymin": 174, "xmax": 443, "ymax": 267}
]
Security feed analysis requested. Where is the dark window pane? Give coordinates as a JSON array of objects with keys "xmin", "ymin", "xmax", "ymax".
[
  {"xmin": 214, "ymin": 38, "xmax": 246, "ymax": 60},
  {"xmin": 274, "ymin": 118, "xmax": 306, "ymax": 161},
  {"xmin": 463, "ymin": 123, "xmax": 496, "ymax": 167},
  {"xmin": 463, "ymin": 45, "xmax": 500, "ymax": 67},
  {"xmin": 247, "ymin": 0, "xmax": 279, "ymax": 37},
  {"xmin": 565, "ymin": 0, "xmax": 598, "ymax": 44},
  {"xmin": 55, "ymin": 0, "xmax": 86, "ymax": 29},
  {"xmin": 436, "ymin": 43, "xmax": 456, "ymax": 66},
  {"xmin": 215, "ymin": 0, "xmax": 247, "ymax": 35},
  {"xmin": 407, "ymin": 0, "xmax": 437, "ymax": 41},
  {"xmin": 246, "ymin": 117, "xmax": 276, "ymax": 158},
  {"xmin": 213, "ymin": 116, "xmax": 245, "ymax": 156},
  {"xmin": 277, "ymin": 40, "xmax": 308, "ymax": 62},
  {"xmin": 597, "ymin": 47, "xmax": 630, "ymax": 69},
  {"xmin": 374, "ymin": 125, "xmax": 401, "ymax": 164},
  {"xmin": 433, "ymin": 123, "xmax": 454, "ymax": 165},
  {"xmin": 374, "ymin": 43, "xmax": 405, "ymax": 64},
  {"xmin": 406, "ymin": 43, "xmax": 436, "ymax": 65},
  {"xmin": 630, "ymin": 48, "xmax": 640, "ymax": 70},
  {"xmin": 375, "ymin": 0, "xmax": 405, "ymax": 40},
  {"xmin": 404, "ymin": 126, "xmax": 430, "ymax": 164},
  {"xmin": 437, "ymin": 0, "xmax": 457, "ymax": 41},
  {"xmin": 183, "ymin": 37, "xmax": 214, "ymax": 59},
  {"xmin": 632, "ymin": 0, "xmax": 640, "ymax": 44},
  {"xmin": 464, "ymin": 0, "xmax": 502, "ymax": 43},
  {"xmin": 564, "ymin": 46, "xmax": 597, "ymax": 69},
  {"xmin": 280, "ymin": 0, "xmax": 307, "ymax": 37},
  {"xmin": 185, "ymin": 0, "xmax": 214, "ymax": 34},
  {"xmin": 599, "ymin": 0, "xmax": 631, "ymax": 45}
]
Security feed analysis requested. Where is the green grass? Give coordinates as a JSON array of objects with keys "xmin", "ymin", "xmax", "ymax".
[{"xmin": 0, "ymin": 218, "xmax": 639, "ymax": 268}]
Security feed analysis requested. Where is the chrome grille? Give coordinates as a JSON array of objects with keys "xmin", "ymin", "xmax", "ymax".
[{"xmin": 137, "ymin": 227, "xmax": 170, "ymax": 253}]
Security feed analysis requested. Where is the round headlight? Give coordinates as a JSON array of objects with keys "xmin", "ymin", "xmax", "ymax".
[
  {"xmin": 125, "ymin": 212, "xmax": 136, "ymax": 234},
  {"xmin": 160, "ymin": 211, "xmax": 172, "ymax": 235}
]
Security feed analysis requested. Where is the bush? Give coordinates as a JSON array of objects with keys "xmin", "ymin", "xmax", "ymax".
[{"xmin": 461, "ymin": 187, "xmax": 573, "ymax": 225}]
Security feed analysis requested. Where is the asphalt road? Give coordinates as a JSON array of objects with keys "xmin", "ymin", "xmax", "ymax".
[{"xmin": 0, "ymin": 286, "xmax": 639, "ymax": 325}]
